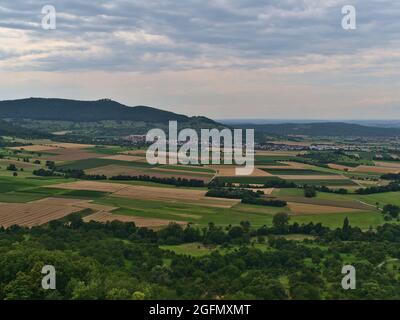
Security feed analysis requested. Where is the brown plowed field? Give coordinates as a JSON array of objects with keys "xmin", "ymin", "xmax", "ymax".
[{"xmin": 287, "ymin": 202, "xmax": 363, "ymax": 215}]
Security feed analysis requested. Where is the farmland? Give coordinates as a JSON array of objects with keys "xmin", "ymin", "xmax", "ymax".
[
  {"xmin": 2, "ymin": 106, "xmax": 400, "ymax": 301},
  {"xmin": 0, "ymin": 140, "xmax": 398, "ymax": 231}
]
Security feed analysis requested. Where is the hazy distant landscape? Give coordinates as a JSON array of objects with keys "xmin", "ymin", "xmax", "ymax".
[{"xmin": 221, "ymin": 119, "xmax": 400, "ymax": 129}]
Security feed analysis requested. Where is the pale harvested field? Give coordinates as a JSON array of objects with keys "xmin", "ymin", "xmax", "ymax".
[
  {"xmin": 10, "ymin": 143, "xmax": 93, "ymax": 152},
  {"xmin": 374, "ymin": 161, "xmax": 400, "ymax": 169},
  {"xmin": 100, "ymin": 154, "xmax": 146, "ymax": 162},
  {"xmin": 31, "ymin": 197, "xmax": 90, "ymax": 206},
  {"xmin": 276, "ymin": 175, "xmax": 347, "ymax": 180},
  {"xmin": 259, "ymin": 161, "xmax": 311, "ymax": 170},
  {"xmin": 113, "ymin": 185, "xmax": 237, "ymax": 207},
  {"xmin": 9, "ymin": 145, "xmax": 59, "ymax": 152},
  {"xmin": 288, "ymin": 202, "xmax": 362, "ymax": 215},
  {"xmin": 209, "ymin": 165, "xmax": 272, "ymax": 177},
  {"xmin": 0, "ymin": 197, "xmax": 119, "ymax": 228},
  {"xmin": 328, "ymin": 163, "xmax": 353, "ymax": 171},
  {"xmin": 47, "ymin": 180, "xmax": 129, "ymax": 193},
  {"xmin": 47, "ymin": 181, "xmax": 239, "ymax": 208},
  {"xmin": 122, "ymin": 150, "xmax": 222, "ymax": 163},
  {"xmin": 0, "ymin": 202, "xmax": 82, "ymax": 228},
  {"xmin": 31, "ymin": 197, "xmax": 118, "ymax": 213},
  {"xmin": 75, "ymin": 202, "xmax": 118, "ymax": 212},
  {"xmin": 352, "ymin": 165, "xmax": 400, "ymax": 174},
  {"xmin": 83, "ymin": 211, "xmax": 187, "ymax": 227},
  {"xmin": 86, "ymin": 165, "xmax": 145, "ymax": 177},
  {"xmin": 45, "ymin": 148, "xmax": 101, "ymax": 161},
  {"xmin": 121, "ymin": 150, "xmax": 146, "ymax": 156}
]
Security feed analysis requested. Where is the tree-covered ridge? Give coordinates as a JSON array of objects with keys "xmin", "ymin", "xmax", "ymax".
[
  {"xmin": 1, "ymin": 215, "xmax": 400, "ymax": 300},
  {"xmin": 0, "ymin": 98, "xmax": 217, "ymax": 124}
]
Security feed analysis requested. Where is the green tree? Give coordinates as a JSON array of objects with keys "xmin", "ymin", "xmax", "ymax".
[{"xmin": 272, "ymin": 212, "xmax": 290, "ymax": 232}]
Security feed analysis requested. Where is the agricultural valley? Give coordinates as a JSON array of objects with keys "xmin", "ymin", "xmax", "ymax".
[{"xmin": 1, "ymin": 98, "xmax": 400, "ymax": 300}]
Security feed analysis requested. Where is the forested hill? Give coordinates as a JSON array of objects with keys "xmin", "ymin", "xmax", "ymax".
[
  {"xmin": 0, "ymin": 119, "xmax": 49, "ymax": 139},
  {"xmin": 236, "ymin": 122, "xmax": 400, "ymax": 137},
  {"xmin": 0, "ymin": 98, "xmax": 216, "ymax": 124}
]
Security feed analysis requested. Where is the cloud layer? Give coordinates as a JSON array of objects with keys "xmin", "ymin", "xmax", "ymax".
[{"xmin": 0, "ymin": 0, "xmax": 399, "ymax": 118}]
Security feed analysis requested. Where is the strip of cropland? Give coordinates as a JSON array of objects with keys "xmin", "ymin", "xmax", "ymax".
[{"xmin": 45, "ymin": 180, "xmax": 238, "ymax": 208}]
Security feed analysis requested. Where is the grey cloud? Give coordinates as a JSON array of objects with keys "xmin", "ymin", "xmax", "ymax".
[{"xmin": 0, "ymin": 0, "xmax": 400, "ymax": 72}]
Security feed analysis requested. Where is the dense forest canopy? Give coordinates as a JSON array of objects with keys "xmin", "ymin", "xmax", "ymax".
[{"xmin": 1, "ymin": 214, "xmax": 400, "ymax": 300}]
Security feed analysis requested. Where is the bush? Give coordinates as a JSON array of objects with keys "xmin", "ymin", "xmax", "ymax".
[
  {"xmin": 304, "ymin": 185, "xmax": 317, "ymax": 198},
  {"xmin": 242, "ymin": 197, "xmax": 287, "ymax": 207},
  {"xmin": 6, "ymin": 164, "xmax": 17, "ymax": 171},
  {"xmin": 206, "ymin": 188, "xmax": 262, "ymax": 199}
]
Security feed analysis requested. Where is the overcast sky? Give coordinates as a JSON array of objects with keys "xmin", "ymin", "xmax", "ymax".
[{"xmin": 0, "ymin": 0, "xmax": 399, "ymax": 119}]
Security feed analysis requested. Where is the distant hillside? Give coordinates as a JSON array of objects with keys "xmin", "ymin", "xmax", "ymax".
[
  {"xmin": 0, "ymin": 119, "xmax": 48, "ymax": 139},
  {"xmin": 237, "ymin": 122, "xmax": 400, "ymax": 137},
  {"xmin": 0, "ymin": 98, "xmax": 216, "ymax": 124}
]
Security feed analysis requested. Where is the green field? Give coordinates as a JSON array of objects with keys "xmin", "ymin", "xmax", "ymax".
[
  {"xmin": 0, "ymin": 140, "xmax": 398, "ymax": 231},
  {"xmin": 161, "ymin": 242, "xmax": 271, "ymax": 257},
  {"xmin": 159, "ymin": 164, "xmax": 215, "ymax": 173},
  {"xmin": 285, "ymin": 179, "xmax": 357, "ymax": 186},
  {"xmin": 85, "ymin": 146, "xmax": 134, "ymax": 155},
  {"xmin": 56, "ymin": 158, "xmax": 153, "ymax": 170},
  {"xmin": 262, "ymin": 168, "xmax": 336, "ymax": 175},
  {"xmin": 0, "ymin": 164, "xmax": 392, "ymax": 229}
]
